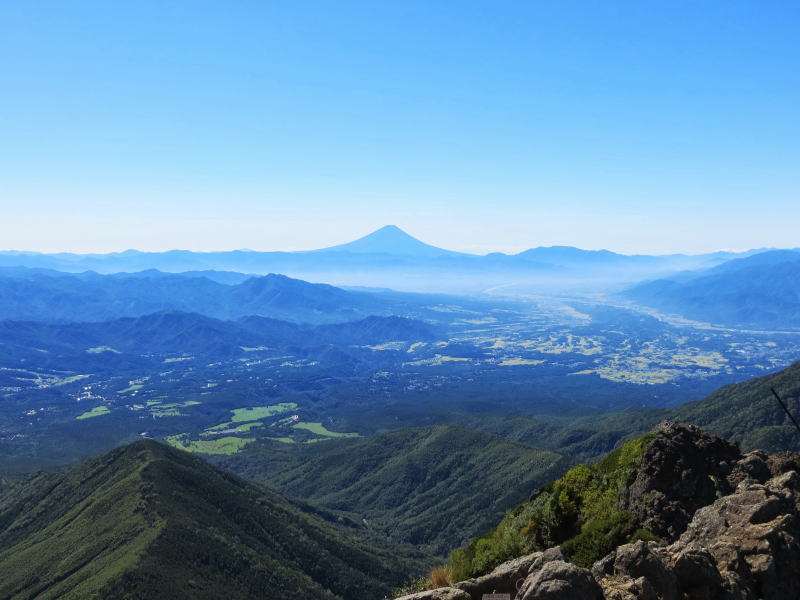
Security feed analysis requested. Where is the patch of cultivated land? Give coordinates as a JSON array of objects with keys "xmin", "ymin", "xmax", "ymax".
[
  {"xmin": 230, "ymin": 403, "xmax": 298, "ymax": 422},
  {"xmin": 206, "ymin": 402, "xmax": 298, "ymax": 431},
  {"xmin": 117, "ymin": 383, "xmax": 143, "ymax": 394},
  {"xmin": 292, "ymin": 422, "xmax": 359, "ymax": 438},
  {"xmin": 166, "ymin": 434, "xmax": 254, "ymax": 455},
  {"xmin": 76, "ymin": 405, "xmax": 110, "ymax": 420}
]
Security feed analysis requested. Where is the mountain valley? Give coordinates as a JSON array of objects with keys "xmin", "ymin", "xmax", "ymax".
[{"xmin": 1, "ymin": 229, "xmax": 799, "ymax": 599}]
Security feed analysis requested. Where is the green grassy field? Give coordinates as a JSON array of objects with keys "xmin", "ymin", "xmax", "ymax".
[
  {"xmin": 292, "ymin": 422, "xmax": 359, "ymax": 438},
  {"xmin": 117, "ymin": 383, "xmax": 143, "ymax": 394},
  {"xmin": 206, "ymin": 402, "xmax": 298, "ymax": 431},
  {"xmin": 230, "ymin": 403, "xmax": 298, "ymax": 422},
  {"xmin": 75, "ymin": 405, "xmax": 111, "ymax": 420},
  {"xmin": 165, "ymin": 434, "xmax": 255, "ymax": 455},
  {"xmin": 56, "ymin": 374, "xmax": 92, "ymax": 386}
]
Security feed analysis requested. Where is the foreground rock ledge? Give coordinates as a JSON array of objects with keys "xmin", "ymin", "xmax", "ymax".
[{"xmin": 395, "ymin": 423, "xmax": 800, "ymax": 600}]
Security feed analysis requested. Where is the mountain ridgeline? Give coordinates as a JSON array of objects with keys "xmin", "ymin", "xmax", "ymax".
[
  {"xmin": 0, "ymin": 225, "xmax": 769, "ymax": 294},
  {"xmin": 671, "ymin": 359, "xmax": 800, "ymax": 452},
  {"xmin": 488, "ymin": 358, "xmax": 800, "ymax": 462},
  {"xmin": 623, "ymin": 249, "xmax": 800, "ymax": 329},
  {"xmin": 0, "ymin": 269, "xmax": 395, "ymax": 324},
  {"xmin": 4, "ymin": 365, "xmax": 800, "ymax": 599},
  {"xmin": 0, "ymin": 311, "xmax": 438, "ymax": 360},
  {"xmin": 0, "ymin": 440, "xmax": 423, "ymax": 600}
]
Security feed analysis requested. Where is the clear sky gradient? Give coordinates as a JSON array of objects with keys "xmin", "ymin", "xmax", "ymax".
[{"xmin": 1, "ymin": 1, "xmax": 798, "ymax": 254}]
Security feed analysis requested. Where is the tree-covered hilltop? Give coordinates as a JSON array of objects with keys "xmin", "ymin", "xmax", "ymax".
[
  {"xmin": 0, "ymin": 439, "xmax": 424, "ymax": 600},
  {"xmin": 671, "ymin": 359, "xmax": 800, "ymax": 452},
  {"xmin": 450, "ymin": 358, "xmax": 800, "ymax": 462}
]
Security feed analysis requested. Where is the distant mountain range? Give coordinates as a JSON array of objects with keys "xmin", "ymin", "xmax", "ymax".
[
  {"xmin": 623, "ymin": 249, "xmax": 800, "ymax": 329},
  {"xmin": 0, "ymin": 268, "xmax": 403, "ymax": 324},
  {"xmin": 0, "ymin": 311, "xmax": 438, "ymax": 361},
  {"xmin": 0, "ymin": 226, "xmax": 773, "ymax": 293}
]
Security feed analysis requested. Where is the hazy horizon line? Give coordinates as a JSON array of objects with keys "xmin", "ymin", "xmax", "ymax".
[{"xmin": 0, "ymin": 239, "xmax": 773, "ymax": 260}]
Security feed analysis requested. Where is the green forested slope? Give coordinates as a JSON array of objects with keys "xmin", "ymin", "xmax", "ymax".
[
  {"xmin": 445, "ymin": 429, "xmax": 672, "ymax": 580},
  {"xmin": 216, "ymin": 426, "xmax": 570, "ymax": 556},
  {"xmin": 0, "ymin": 440, "xmax": 421, "ymax": 600},
  {"xmin": 673, "ymin": 360, "xmax": 800, "ymax": 451}
]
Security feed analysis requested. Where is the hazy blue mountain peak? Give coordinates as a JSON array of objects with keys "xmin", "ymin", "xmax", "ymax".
[{"xmin": 317, "ymin": 225, "xmax": 465, "ymax": 257}]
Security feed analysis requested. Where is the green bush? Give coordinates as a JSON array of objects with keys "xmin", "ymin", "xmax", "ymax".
[
  {"xmin": 447, "ymin": 432, "xmax": 657, "ymax": 578},
  {"xmin": 560, "ymin": 510, "xmax": 635, "ymax": 568}
]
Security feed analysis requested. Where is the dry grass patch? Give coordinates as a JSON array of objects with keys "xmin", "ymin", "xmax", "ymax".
[{"xmin": 427, "ymin": 564, "xmax": 453, "ymax": 588}]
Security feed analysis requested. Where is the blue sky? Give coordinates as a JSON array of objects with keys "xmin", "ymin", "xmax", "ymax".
[{"xmin": 1, "ymin": 1, "xmax": 798, "ymax": 254}]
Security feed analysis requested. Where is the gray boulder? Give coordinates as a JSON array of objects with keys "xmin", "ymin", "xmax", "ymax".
[
  {"xmin": 668, "ymin": 545, "xmax": 724, "ymax": 599},
  {"xmin": 612, "ymin": 541, "xmax": 678, "ymax": 600},
  {"xmin": 518, "ymin": 560, "xmax": 603, "ymax": 600},
  {"xmin": 528, "ymin": 547, "xmax": 567, "ymax": 574},
  {"xmin": 592, "ymin": 541, "xmax": 678, "ymax": 600},
  {"xmin": 454, "ymin": 552, "xmax": 541, "ymax": 599},
  {"xmin": 599, "ymin": 576, "xmax": 659, "ymax": 600}
]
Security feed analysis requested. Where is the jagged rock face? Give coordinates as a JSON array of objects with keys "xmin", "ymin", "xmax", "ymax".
[
  {"xmin": 595, "ymin": 469, "xmax": 800, "ymax": 600},
  {"xmin": 596, "ymin": 541, "xmax": 690, "ymax": 600},
  {"xmin": 596, "ymin": 541, "xmax": 679, "ymax": 600},
  {"xmin": 625, "ymin": 421, "xmax": 742, "ymax": 541},
  {"xmin": 667, "ymin": 471, "xmax": 800, "ymax": 599},
  {"xmin": 398, "ymin": 423, "xmax": 800, "ymax": 600}
]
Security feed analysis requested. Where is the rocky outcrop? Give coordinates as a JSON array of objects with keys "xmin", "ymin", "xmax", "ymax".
[
  {"xmin": 595, "ymin": 462, "xmax": 800, "ymax": 599},
  {"xmin": 624, "ymin": 422, "xmax": 741, "ymax": 541},
  {"xmin": 593, "ymin": 541, "xmax": 679, "ymax": 600},
  {"xmin": 396, "ymin": 423, "xmax": 800, "ymax": 600},
  {"xmin": 446, "ymin": 547, "xmax": 603, "ymax": 600},
  {"xmin": 537, "ymin": 466, "xmax": 800, "ymax": 599},
  {"xmin": 663, "ymin": 472, "xmax": 800, "ymax": 599}
]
